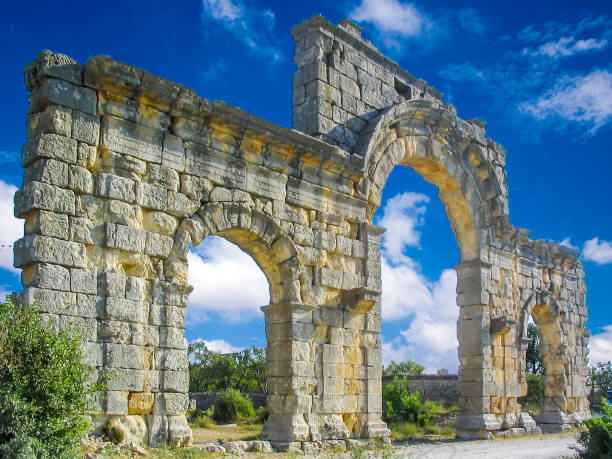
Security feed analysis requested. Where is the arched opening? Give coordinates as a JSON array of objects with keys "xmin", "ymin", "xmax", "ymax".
[{"xmin": 517, "ymin": 294, "xmax": 570, "ymax": 430}]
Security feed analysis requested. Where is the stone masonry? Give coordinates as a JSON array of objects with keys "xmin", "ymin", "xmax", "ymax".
[{"xmin": 13, "ymin": 15, "xmax": 589, "ymax": 448}]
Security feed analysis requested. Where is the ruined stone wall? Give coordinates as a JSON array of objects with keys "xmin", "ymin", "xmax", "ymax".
[{"xmin": 12, "ymin": 15, "xmax": 589, "ymax": 450}]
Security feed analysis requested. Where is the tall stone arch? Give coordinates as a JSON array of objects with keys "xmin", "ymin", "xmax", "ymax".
[{"xmin": 12, "ymin": 14, "xmax": 589, "ymax": 451}]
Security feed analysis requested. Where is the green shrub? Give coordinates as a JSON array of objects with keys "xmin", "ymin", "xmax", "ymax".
[
  {"xmin": 382, "ymin": 376, "xmax": 441, "ymax": 426},
  {"xmin": 0, "ymin": 300, "xmax": 99, "ymax": 458},
  {"xmin": 577, "ymin": 399, "xmax": 612, "ymax": 458},
  {"xmin": 212, "ymin": 389, "xmax": 256, "ymax": 424},
  {"xmin": 519, "ymin": 373, "xmax": 544, "ymax": 413}
]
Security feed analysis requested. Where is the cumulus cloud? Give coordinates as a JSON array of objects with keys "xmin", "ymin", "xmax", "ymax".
[
  {"xmin": 349, "ymin": 0, "xmax": 435, "ymax": 51},
  {"xmin": 377, "ymin": 193, "xmax": 459, "ymax": 373},
  {"xmin": 582, "ymin": 237, "xmax": 612, "ymax": 264},
  {"xmin": 559, "ymin": 237, "xmax": 578, "ymax": 251},
  {"xmin": 518, "ymin": 69, "xmax": 612, "ymax": 133},
  {"xmin": 201, "ymin": 0, "xmax": 281, "ymax": 61},
  {"xmin": 192, "ymin": 337, "xmax": 244, "ymax": 354},
  {"xmin": 187, "ymin": 236, "xmax": 269, "ymax": 323},
  {"xmin": 589, "ymin": 324, "xmax": 612, "ymax": 365},
  {"xmin": 0, "ymin": 180, "xmax": 22, "ymax": 274}
]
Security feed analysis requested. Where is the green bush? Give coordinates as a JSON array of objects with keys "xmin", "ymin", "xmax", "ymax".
[
  {"xmin": 382, "ymin": 376, "xmax": 441, "ymax": 426},
  {"xmin": 519, "ymin": 373, "xmax": 544, "ymax": 413},
  {"xmin": 212, "ymin": 389, "xmax": 256, "ymax": 424},
  {"xmin": 0, "ymin": 300, "xmax": 99, "ymax": 458},
  {"xmin": 577, "ymin": 399, "xmax": 612, "ymax": 458}
]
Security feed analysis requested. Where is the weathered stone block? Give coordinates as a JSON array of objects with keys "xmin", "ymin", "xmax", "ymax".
[
  {"xmin": 106, "ymin": 223, "xmax": 146, "ymax": 253},
  {"xmin": 102, "ymin": 115, "xmax": 163, "ymax": 163},
  {"xmin": 68, "ymin": 165, "xmax": 94, "ymax": 194},
  {"xmin": 163, "ymin": 371, "xmax": 189, "ymax": 393},
  {"xmin": 163, "ymin": 393, "xmax": 189, "ymax": 415},
  {"xmin": 14, "ymin": 234, "xmax": 86, "ymax": 268},
  {"xmin": 24, "ymin": 158, "xmax": 68, "ymax": 187},
  {"xmin": 136, "ymin": 182, "xmax": 168, "ymax": 210},
  {"xmin": 70, "ymin": 268, "xmax": 97, "ymax": 294},
  {"xmin": 15, "ymin": 181, "xmax": 75, "ymax": 217},
  {"xmin": 72, "ymin": 110, "xmax": 100, "ymax": 145},
  {"xmin": 28, "ymin": 105, "xmax": 72, "ymax": 138},
  {"xmin": 29, "ymin": 78, "xmax": 96, "ymax": 116},
  {"xmin": 97, "ymin": 172, "xmax": 136, "ymax": 203},
  {"xmin": 106, "ymin": 298, "xmax": 147, "ymax": 323}
]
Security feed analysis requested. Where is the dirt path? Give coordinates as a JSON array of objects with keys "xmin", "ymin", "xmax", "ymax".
[{"xmin": 390, "ymin": 433, "xmax": 580, "ymax": 458}]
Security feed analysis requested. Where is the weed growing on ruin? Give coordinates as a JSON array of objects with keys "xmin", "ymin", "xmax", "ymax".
[{"xmin": 576, "ymin": 399, "xmax": 612, "ymax": 458}]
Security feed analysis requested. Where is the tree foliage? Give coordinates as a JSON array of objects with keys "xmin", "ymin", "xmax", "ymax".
[
  {"xmin": 590, "ymin": 361, "xmax": 612, "ymax": 412},
  {"xmin": 383, "ymin": 360, "xmax": 425, "ymax": 376},
  {"xmin": 526, "ymin": 323, "xmax": 543, "ymax": 375},
  {"xmin": 577, "ymin": 398, "xmax": 612, "ymax": 458},
  {"xmin": 382, "ymin": 376, "xmax": 441, "ymax": 427},
  {"xmin": 212, "ymin": 389, "xmax": 256, "ymax": 424},
  {"xmin": 0, "ymin": 300, "xmax": 99, "ymax": 458},
  {"xmin": 189, "ymin": 342, "xmax": 266, "ymax": 393}
]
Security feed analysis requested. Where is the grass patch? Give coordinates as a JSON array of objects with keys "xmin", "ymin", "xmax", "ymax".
[{"xmin": 390, "ymin": 421, "xmax": 455, "ymax": 441}]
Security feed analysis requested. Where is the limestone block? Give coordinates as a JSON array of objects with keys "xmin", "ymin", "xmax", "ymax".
[
  {"xmin": 81, "ymin": 341, "xmax": 103, "ymax": 367},
  {"xmin": 101, "ymin": 115, "xmax": 163, "ymax": 163},
  {"xmin": 148, "ymin": 414, "xmax": 169, "ymax": 447},
  {"xmin": 125, "ymin": 276, "xmax": 146, "ymax": 301},
  {"xmin": 149, "ymin": 304, "xmax": 186, "ymax": 328},
  {"xmin": 167, "ymin": 191, "xmax": 198, "ymax": 217},
  {"xmin": 155, "ymin": 349, "xmax": 189, "ymax": 371},
  {"xmin": 162, "ymin": 134, "xmax": 185, "ymax": 171},
  {"xmin": 106, "ymin": 223, "xmax": 146, "ymax": 253},
  {"xmin": 76, "ymin": 142, "xmax": 97, "ymax": 169},
  {"xmin": 70, "ymin": 110, "xmax": 100, "ymax": 145},
  {"xmin": 136, "ymin": 182, "xmax": 168, "ymax": 210},
  {"xmin": 14, "ymin": 234, "xmax": 86, "ymax": 268},
  {"xmin": 97, "ymin": 172, "xmax": 136, "ymax": 203},
  {"xmin": 15, "ymin": 181, "xmax": 75, "ymax": 217},
  {"xmin": 106, "ymin": 391, "xmax": 129, "ymax": 415},
  {"xmin": 58, "ymin": 315, "xmax": 97, "ymax": 340},
  {"xmin": 106, "ymin": 200, "xmax": 142, "ymax": 228},
  {"xmin": 150, "ymin": 164, "xmax": 180, "ymax": 191},
  {"xmin": 106, "ymin": 368, "xmax": 145, "ymax": 392},
  {"xmin": 24, "ymin": 158, "xmax": 68, "ymax": 187},
  {"xmin": 25, "ymin": 210, "xmax": 68, "ymax": 239},
  {"xmin": 102, "ymin": 271, "xmax": 126, "ymax": 297},
  {"xmin": 76, "ymin": 293, "xmax": 104, "ymax": 318},
  {"xmin": 159, "ymin": 327, "xmax": 187, "ymax": 350},
  {"xmin": 131, "ymin": 324, "xmax": 160, "ymax": 347},
  {"xmin": 70, "ymin": 268, "xmax": 97, "ymax": 294},
  {"xmin": 315, "ymin": 267, "xmax": 342, "ymax": 289},
  {"xmin": 29, "ymin": 78, "xmax": 96, "ymax": 116},
  {"xmin": 14, "ymin": 287, "xmax": 77, "ymax": 316},
  {"xmin": 143, "ymin": 370, "xmax": 162, "ymax": 392},
  {"xmin": 145, "ymin": 232, "xmax": 173, "ymax": 258},
  {"xmin": 143, "ymin": 211, "xmax": 177, "ymax": 235},
  {"xmin": 105, "ymin": 343, "xmax": 152, "ymax": 369},
  {"xmin": 28, "ymin": 105, "xmax": 72, "ymax": 138},
  {"xmin": 314, "ymin": 230, "xmax": 336, "ymax": 251},
  {"xmin": 21, "ymin": 262, "xmax": 70, "ymax": 290},
  {"xmin": 163, "ymin": 371, "xmax": 189, "ymax": 393},
  {"xmin": 106, "ymin": 298, "xmax": 147, "ymax": 323},
  {"xmin": 163, "ymin": 393, "xmax": 189, "ymax": 415},
  {"xmin": 168, "ymin": 415, "xmax": 192, "ymax": 447},
  {"xmin": 68, "ymin": 165, "xmax": 94, "ymax": 194}
]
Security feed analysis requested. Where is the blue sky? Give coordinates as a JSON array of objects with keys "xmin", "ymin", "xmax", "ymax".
[{"xmin": 0, "ymin": 0, "xmax": 611, "ymax": 370}]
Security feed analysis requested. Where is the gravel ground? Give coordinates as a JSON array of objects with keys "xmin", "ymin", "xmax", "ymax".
[{"xmin": 390, "ymin": 433, "xmax": 580, "ymax": 458}]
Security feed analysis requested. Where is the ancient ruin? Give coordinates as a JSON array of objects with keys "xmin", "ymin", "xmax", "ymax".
[{"xmin": 13, "ymin": 15, "xmax": 590, "ymax": 449}]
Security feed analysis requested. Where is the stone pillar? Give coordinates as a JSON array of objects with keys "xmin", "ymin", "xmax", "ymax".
[
  {"xmin": 454, "ymin": 260, "xmax": 501, "ymax": 438},
  {"xmin": 261, "ymin": 303, "xmax": 315, "ymax": 445}
]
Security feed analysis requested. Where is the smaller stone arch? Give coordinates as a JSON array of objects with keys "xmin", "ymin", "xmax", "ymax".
[
  {"xmin": 169, "ymin": 202, "xmax": 302, "ymax": 305},
  {"xmin": 517, "ymin": 291, "xmax": 572, "ymax": 431}
]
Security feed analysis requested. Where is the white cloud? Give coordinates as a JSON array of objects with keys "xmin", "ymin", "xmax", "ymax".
[
  {"xmin": 582, "ymin": 237, "xmax": 612, "ymax": 264},
  {"xmin": 0, "ymin": 180, "xmax": 22, "ymax": 274},
  {"xmin": 518, "ymin": 69, "xmax": 612, "ymax": 133},
  {"xmin": 589, "ymin": 324, "xmax": 612, "ymax": 365},
  {"xmin": 531, "ymin": 36, "xmax": 607, "ymax": 59},
  {"xmin": 378, "ymin": 192, "xmax": 429, "ymax": 264},
  {"xmin": 187, "ymin": 235, "xmax": 269, "ymax": 323},
  {"xmin": 201, "ymin": 0, "xmax": 281, "ymax": 61},
  {"xmin": 377, "ymin": 193, "xmax": 459, "ymax": 373},
  {"xmin": 559, "ymin": 237, "xmax": 578, "ymax": 251},
  {"xmin": 349, "ymin": 0, "xmax": 435, "ymax": 51},
  {"xmin": 192, "ymin": 338, "xmax": 243, "ymax": 354}
]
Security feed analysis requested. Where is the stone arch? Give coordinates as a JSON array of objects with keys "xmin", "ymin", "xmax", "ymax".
[
  {"xmin": 517, "ymin": 291, "xmax": 571, "ymax": 430},
  {"xmin": 169, "ymin": 202, "xmax": 302, "ymax": 305},
  {"xmin": 357, "ymin": 100, "xmax": 505, "ymax": 262}
]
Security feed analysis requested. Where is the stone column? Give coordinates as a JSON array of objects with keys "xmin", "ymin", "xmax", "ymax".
[
  {"xmin": 261, "ymin": 302, "xmax": 315, "ymax": 446},
  {"xmin": 454, "ymin": 259, "xmax": 501, "ymax": 438}
]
